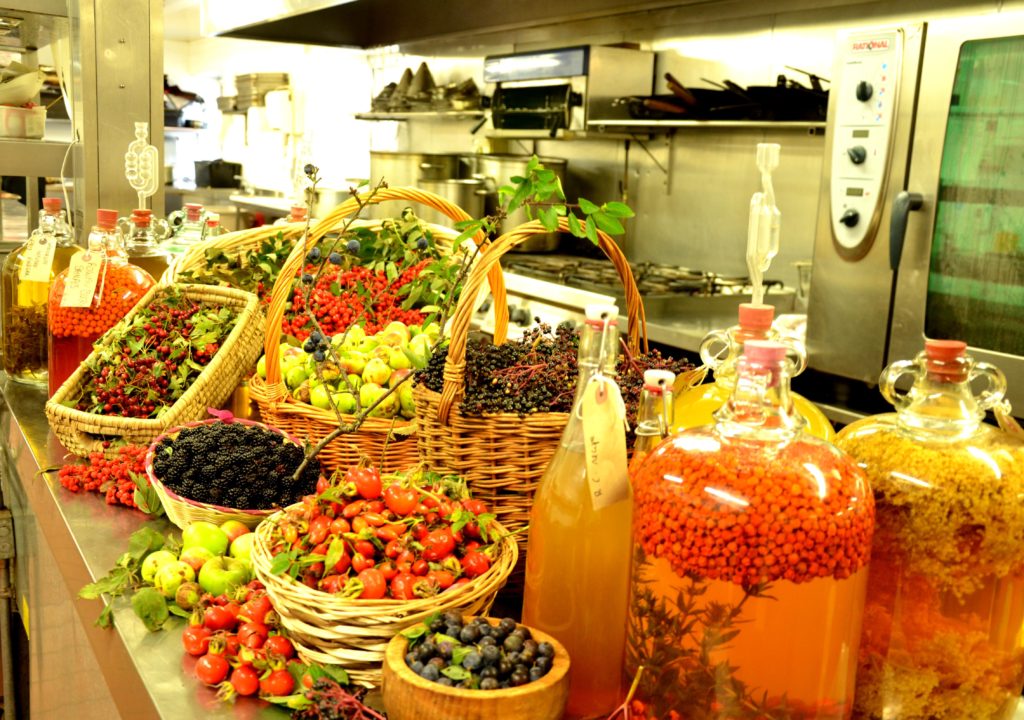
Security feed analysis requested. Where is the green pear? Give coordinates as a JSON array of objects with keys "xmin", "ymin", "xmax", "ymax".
[
  {"xmin": 342, "ymin": 325, "xmax": 366, "ymax": 347},
  {"xmin": 389, "ymin": 368, "xmax": 412, "ymax": 388},
  {"xmin": 356, "ymin": 337, "xmax": 378, "ymax": 354},
  {"xmin": 292, "ymin": 379, "xmax": 312, "ymax": 404},
  {"xmin": 310, "ymin": 384, "xmax": 332, "ymax": 410},
  {"xmin": 359, "ymin": 382, "xmax": 385, "ymax": 411},
  {"xmin": 332, "ymin": 391, "xmax": 357, "ymax": 414},
  {"xmin": 338, "ymin": 350, "xmax": 366, "ymax": 376},
  {"xmin": 285, "ymin": 364, "xmax": 309, "ymax": 390},
  {"xmin": 398, "ymin": 383, "xmax": 416, "ymax": 419},
  {"xmin": 256, "ymin": 355, "xmax": 268, "ymax": 379},
  {"xmin": 344, "ymin": 373, "xmax": 363, "ymax": 392},
  {"xmin": 369, "ymin": 391, "xmax": 399, "ymax": 418},
  {"xmin": 362, "ymin": 357, "xmax": 391, "ymax": 386},
  {"xmin": 388, "ymin": 346, "xmax": 412, "ymax": 371}
]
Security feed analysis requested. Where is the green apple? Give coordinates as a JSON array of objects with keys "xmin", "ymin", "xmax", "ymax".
[
  {"xmin": 219, "ymin": 520, "xmax": 250, "ymax": 544},
  {"xmin": 332, "ymin": 391, "xmax": 357, "ymax": 414},
  {"xmin": 175, "ymin": 581, "xmax": 201, "ymax": 611},
  {"xmin": 154, "ymin": 560, "xmax": 196, "ymax": 599},
  {"xmin": 179, "ymin": 545, "xmax": 215, "ymax": 574},
  {"xmin": 285, "ymin": 364, "xmax": 309, "ymax": 390},
  {"xmin": 310, "ymin": 384, "xmax": 332, "ymax": 410},
  {"xmin": 338, "ymin": 350, "xmax": 366, "ymax": 376},
  {"xmin": 257, "ymin": 355, "xmax": 268, "ymax": 379},
  {"xmin": 182, "ymin": 521, "xmax": 230, "ymax": 557},
  {"xmin": 356, "ymin": 337, "xmax": 378, "ymax": 354},
  {"xmin": 359, "ymin": 382, "xmax": 385, "ymax": 410},
  {"xmin": 399, "ymin": 383, "xmax": 416, "ymax": 419},
  {"xmin": 344, "ymin": 373, "xmax": 362, "ymax": 392},
  {"xmin": 280, "ymin": 347, "xmax": 305, "ymax": 374},
  {"xmin": 229, "ymin": 533, "xmax": 256, "ymax": 563},
  {"xmin": 362, "ymin": 358, "xmax": 391, "ymax": 386},
  {"xmin": 387, "ymin": 346, "xmax": 412, "ymax": 371},
  {"xmin": 198, "ymin": 556, "xmax": 251, "ymax": 597},
  {"xmin": 141, "ymin": 549, "xmax": 178, "ymax": 584}
]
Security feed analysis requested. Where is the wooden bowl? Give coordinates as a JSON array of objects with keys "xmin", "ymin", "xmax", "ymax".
[{"xmin": 381, "ymin": 619, "xmax": 570, "ymax": 720}]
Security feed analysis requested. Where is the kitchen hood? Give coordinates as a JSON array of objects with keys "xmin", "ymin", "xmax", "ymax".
[{"xmin": 201, "ymin": 0, "xmax": 692, "ymax": 49}]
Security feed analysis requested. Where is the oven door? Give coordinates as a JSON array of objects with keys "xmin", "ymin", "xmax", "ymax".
[{"xmin": 891, "ymin": 12, "xmax": 1024, "ymax": 410}]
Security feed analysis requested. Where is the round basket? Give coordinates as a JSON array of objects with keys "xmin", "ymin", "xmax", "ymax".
[
  {"xmin": 253, "ymin": 187, "xmax": 508, "ymax": 476},
  {"xmin": 145, "ymin": 417, "xmax": 315, "ymax": 530},
  {"xmin": 414, "ymin": 217, "xmax": 647, "ymax": 555},
  {"xmin": 251, "ymin": 506, "xmax": 519, "ymax": 687}
]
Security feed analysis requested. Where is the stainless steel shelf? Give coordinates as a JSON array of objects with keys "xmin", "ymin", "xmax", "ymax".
[
  {"xmin": 355, "ymin": 111, "xmax": 485, "ymax": 121},
  {"xmin": 2, "ymin": 0, "xmax": 66, "ymax": 16},
  {"xmin": 0, "ymin": 137, "xmax": 70, "ymax": 176},
  {"xmin": 587, "ymin": 119, "xmax": 827, "ymax": 131}
]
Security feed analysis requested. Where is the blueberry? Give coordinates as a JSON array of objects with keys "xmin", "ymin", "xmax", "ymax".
[
  {"xmin": 442, "ymin": 610, "xmax": 462, "ymax": 627},
  {"xmin": 462, "ymin": 651, "xmax": 482, "ymax": 671},
  {"xmin": 537, "ymin": 641, "xmax": 555, "ymax": 658},
  {"xmin": 313, "ymin": 349, "xmax": 326, "ymax": 362},
  {"xmin": 310, "ymin": 331, "xmax": 323, "ymax": 344},
  {"xmin": 479, "ymin": 665, "xmax": 498, "ymax": 679},
  {"xmin": 438, "ymin": 641, "xmax": 454, "ymax": 660},
  {"xmin": 302, "ymin": 340, "xmax": 315, "ymax": 354},
  {"xmin": 459, "ymin": 625, "xmax": 480, "ymax": 644},
  {"xmin": 497, "ymin": 659, "xmax": 513, "ymax": 677},
  {"xmin": 514, "ymin": 663, "xmax": 529, "ymax": 675},
  {"xmin": 478, "ymin": 635, "xmax": 496, "ymax": 647},
  {"xmin": 510, "ymin": 670, "xmax": 529, "ymax": 687},
  {"xmin": 444, "ymin": 624, "xmax": 462, "ymax": 638},
  {"xmin": 428, "ymin": 656, "xmax": 446, "ymax": 669},
  {"xmin": 420, "ymin": 664, "xmax": 440, "ymax": 681},
  {"xmin": 301, "ymin": 272, "xmax": 313, "ymax": 284},
  {"xmin": 480, "ymin": 677, "xmax": 499, "ymax": 690},
  {"xmin": 429, "ymin": 616, "xmax": 445, "ymax": 632},
  {"xmin": 303, "ymin": 163, "xmax": 316, "ymax": 177},
  {"xmin": 416, "ymin": 237, "xmax": 428, "ymax": 250},
  {"xmin": 410, "ymin": 660, "xmax": 425, "ymax": 674},
  {"xmin": 328, "ymin": 252, "xmax": 343, "ymax": 265},
  {"xmin": 481, "ymin": 644, "xmax": 500, "ymax": 665},
  {"xmin": 346, "ymin": 238, "xmax": 361, "ymax": 254},
  {"xmin": 405, "ymin": 651, "xmax": 417, "ymax": 666},
  {"xmin": 529, "ymin": 666, "xmax": 545, "ymax": 683},
  {"xmin": 457, "ymin": 679, "xmax": 474, "ymax": 690},
  {"xmin": 306, "ymin": 247, "xmax": 321, "ymax": 262},
  {"xmin": 503, "ymin": 634, "xmax": 524, "ymax": 653},
  {"xmin": 506, "ymin": 651, "xmax": 521, "ymax": 665},
  {"xmin": 415, "ymin": 643, "xmax": 434, "ymax": 661},
  {"xmin": 437, "ymin": 677, "xmax": 454, "ymax": 687},
  {"xmin": 512, "ymin": 626, "xmax": 532, "ymax": 642},
  {"xmin": 535, "ymin": 656, "xmax": 552, "ymax": 673}
]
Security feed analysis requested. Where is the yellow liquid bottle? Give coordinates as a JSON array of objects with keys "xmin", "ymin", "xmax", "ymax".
[
  {"xmin": 675, "ymin": 303, "xmax": 835, "ymax": 440},
  {"xmin": 124, "ymin": 209, "xmax": 172, "ymax": 281},
  {"xmin": 523, "ymin": 304, "xmax": 632, "ymax": 720},
  {"xmin": 630, "ymin": 369, "xmax": 675, "ymax": 473}
]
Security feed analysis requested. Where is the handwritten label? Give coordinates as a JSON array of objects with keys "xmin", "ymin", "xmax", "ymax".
[
  {"xmin": 581, "ymin": 375, "xmax": 630, "ymax": 511},
  {"xmin": 18, "ymin": 233, "xmax": 57, "ymax": 283},
  {"xmin": 60, "ymin": 252, "xmax": 104, "ymax": 308}
]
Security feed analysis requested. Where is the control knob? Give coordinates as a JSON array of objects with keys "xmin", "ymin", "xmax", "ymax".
[
  {"xmin": 847, "ymin": 145, "xmax": 867, "ymax": 164},
  {"xmin": 839, "ymin": 209, "xmax": 860, "ymax": 228},
  {"xmin": 855, "ymin": 81, "xmax": 874, "ymax": 102}
]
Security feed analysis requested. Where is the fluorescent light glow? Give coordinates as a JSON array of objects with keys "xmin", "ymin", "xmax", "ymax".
[
  {"xmin": 704, "ymin": 486, "xmax": 750, "ymax": 508},
  {"xmin": 803, "ymin": 463, "xmax": 828, "ymax": 499},
  {"xmin": 889, "ymin": 471, "xmax": 932, "ymax": 489}
]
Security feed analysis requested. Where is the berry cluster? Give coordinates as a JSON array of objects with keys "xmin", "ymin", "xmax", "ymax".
[
  {"xmin": 404, "ymin": 613, "xmax": 556, "ymax": 690},
  {"xmin": 75, "ymin": 291, "xmax": 237, "ymax": 418},
  {"xmin": 58, "ymin": 445, "xmax": 148, "ymax": 508},
  {"xmin": 302, "ymin": 330, "xmax": 331, "ymax": 362},
  {"xmin": 152, "ymin": 421, "xmax": 320, "ymax": 509},
  {"xmin": 283, "ymin": 261, "xmax": 429, "ymax": 341}
]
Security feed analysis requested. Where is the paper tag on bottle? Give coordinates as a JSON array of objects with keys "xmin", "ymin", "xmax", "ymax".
[
  {"xmin": 581, "ymin": 375, "xmax": 630, "ymax": 511},
  {"xmin": 19, "ymin": 234, "xmax": 57, "ymax": 283},
  {"xmin": 60, "ymin": 252, "xmax": 103, "ymax": 308}
]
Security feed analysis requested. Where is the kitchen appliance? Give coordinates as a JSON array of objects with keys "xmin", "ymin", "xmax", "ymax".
[
  {"xmin": 483, "ymin": 45, "xmax": 654, "ymax": 136},
  {"xmin": 368, "ymin": 151, "xmax": 462, "ymax": 187},
  {"xmin": 416, "ymin": 178, "xmax": 488, "ymax": 226},
  {"xmin": 807, "ymin": 15, "xmax": 1024, "ymax": 412},
  {"xmin": 462, "ymin": 154, "xmax": 568, "ymax": 252},
  {"xmin": 194, "ymin": 160, "xmax": 242, "ymax": 188}
]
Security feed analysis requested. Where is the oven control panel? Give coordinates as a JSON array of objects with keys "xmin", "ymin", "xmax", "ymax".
[{"xmin": 830, "ymin": 29, "xmax": 904, "ymax": 256}]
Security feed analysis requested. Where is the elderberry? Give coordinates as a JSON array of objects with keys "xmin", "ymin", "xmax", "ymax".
[
  {"xmin": 328, "ymin": 252, "xmax": 343, "ymax": 265},
  {"xmin": 306, "ymin": 246, "xmax": 321, "ymax": 262},
  {"xmin": 301, "ymin": 273, "xmax": 314, "ymax": 284}
]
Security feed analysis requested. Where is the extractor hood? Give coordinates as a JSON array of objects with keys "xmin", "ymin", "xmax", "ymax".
[{"xmin": 201, "ymin": 0, "xmax": 696, "ymax": 49}]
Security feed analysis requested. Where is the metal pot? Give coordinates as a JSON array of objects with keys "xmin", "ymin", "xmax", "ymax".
[
  {"xmin": 369, "ymin": 152, "xmax": 462, "ymax": 187},
  {"xmin": 416, "ymin": 178, "xmax": 488, "ymax": 227},
  {"xmin": 462, "ymin": 154, "xmax": 568, "ymax": 252}
]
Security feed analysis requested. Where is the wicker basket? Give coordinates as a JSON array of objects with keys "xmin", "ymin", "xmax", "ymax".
[
  {"xmin": 251, "ymin": 187, "xmax": 508, "ymax": 476},
  {"xmin": 251, "ymin": 506, "xmax": 518, "ymax": 687},
  {"xmin": 413, "ymin": 217, "xmax": 647, "ymax": 549},
  {"xmin": 45, "ymin": 284, "xmax": 264, "ymax": 457},
  {"xmin": 144, "ymin": 417, "xmax": 308, "ymax": 529}
]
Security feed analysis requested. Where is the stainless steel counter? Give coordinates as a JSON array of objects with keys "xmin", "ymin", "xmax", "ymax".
[{"xmin": 0, "ymin": 378, "xmax": 286, "ymax": 719}]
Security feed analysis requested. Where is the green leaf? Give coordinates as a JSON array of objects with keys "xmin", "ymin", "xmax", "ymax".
[
  {"xmin": 131, "ymin": 587, "xmax": 170, "ymax": 632},
  {"xmin": 603, "ymin": 201, "xmax": 635, "ymax": 218},
  {"xmin": 578, "ymin": 198, "xmax": 601, "ymax": 214},
  {"xmin": 552, "ymin": 204, "xmax": 567, "ymax": 216},
  {"xmin": 269, "ymin": 553, "xmax": 292, "ymax": 576},
  {"xmin": 452, "ymin": 645, "xmax": 473, "ymax": 667},
  {"xmin": 329, "ymin": 282, "xmax": 341, "ymax": 296},
  {"xmin": 592, "ymin": 211, "xmax": 625, "ymax": 235},
  {"xmin": 131, "ymin": 473, "xmax": 164, "ymax": 517},
  {"xmin": 567, "ymin": 212, "xmax": 583, "ymax": 238},
  {"xmin": 96, "ymin": 604, "xmax": 114, "ymax": 629},
  {"xmin": 324, "ymin": 539, "xmax": 345, "ymax": 574},
  {"xmin": 127, "ymin": 527, "xmax": 165, "ymax": 563},
  {"xmin": 537, "ymin": 207, "xmax": 559, "ymax": 232},
  {"xmin": 584, "ymin": 218, "xmax": 599, "ymax": 245},
  {"xmin": 320, "ymin": 664, "xmax": 349, "ymax": 685},
  {"xmin": 168, "ymin": 604, "xmax": 190, "ymax": 619},
  {"xmin": 402, "ymin": 622, "xmax": 429, "ymax": 643},
  {"xmin": 385, "ymin": 261, "xmax": 398, "ymax": 282},
  {"xmin": 441, "ymin": 665, "xmax": 471, "ymax": 680}
]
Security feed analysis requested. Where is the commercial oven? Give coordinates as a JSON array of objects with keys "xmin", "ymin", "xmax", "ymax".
[{"xmin": 807, "ymin": 13, "xmax": 1024, "ymax": 412}]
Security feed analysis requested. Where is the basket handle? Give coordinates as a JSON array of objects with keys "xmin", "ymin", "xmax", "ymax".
[
  {"xmin": 264, "ymin": 187, "xmax": 508, "ymax": 388},
  {"xmin": 436, "ymin": 217, "xmax": 649, "ymax": 424}
]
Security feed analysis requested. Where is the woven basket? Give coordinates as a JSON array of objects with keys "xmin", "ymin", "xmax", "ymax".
[
  {"xmin": 251, "ymin": 506, "xmax": 518, "ymax": 687},
  {"xmin": 45, "ymin": 284, "xmax": 264, "ymax": 457},
  {"xmin": 413, "ymin": 217, "xmax": 647, "ymax": 550},
  {"xmin": 144, "ymin": 417, "xmax": 308, "ymax": 530},
  {"xmin": 251, "ymin": 187, "xmax": 507, "ymax": 476}
]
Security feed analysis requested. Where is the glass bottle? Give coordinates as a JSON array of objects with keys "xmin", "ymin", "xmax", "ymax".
[
  {"xmin": 47, "ymin": 209, "xmax": 155, "ymax": 396},
  {"xmin": 628, "ymin": 340, "xmax": 874, "ymax": 720},
  {"xmin": 630, "ymin": 368, "xmax": 675, "ymax": 470},
  {"xmin": 675, "ymin": 302, "xmax": 836, "ymax": 440},
  {"xmin": 204, "ymin": 213, "xmax": 222, "ymax": 239},
  {"xmin": 523, "ymin": 303, "xmax": 632, "ymax": 719},
  {"xmin": 274, "ymin": 204, "xmax": 307, "ymax": 225},
  {"xmin": 835, "ymin": 340, "xmax": 1024, "ymax": 720},
  {"xmin": 163, "ymin": 202, "xmax": 206, "ymax": 256},
  {"xmin": 1, "ymin": 197, "xmax": 80, "ymax": 383},
  {"xmin": 124, "ymin": 209, "xmax": 172, "ymax": 280}
]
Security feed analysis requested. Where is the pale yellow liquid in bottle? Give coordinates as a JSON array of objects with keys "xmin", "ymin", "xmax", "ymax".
[{"xmin": 523, "ymin": 441, "xmax": 632, "ymax": 719}]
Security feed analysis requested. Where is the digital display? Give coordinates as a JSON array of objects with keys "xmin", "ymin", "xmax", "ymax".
[
  {"xmin": 846, "ymin": 187, "xmax": 865, "ymax": 197},
  {"xmin": 852, "ymin": 129, "xmax": 870, "ymax": 138}
]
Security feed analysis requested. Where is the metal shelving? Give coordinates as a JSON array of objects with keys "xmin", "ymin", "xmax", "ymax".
[
  {"xmin": 0, "ymin": 138, "xmax": 70, "ymax": 177},
  {"xmin": 355, "ymin": 110, "xmax": 485, "ymax": 121},
  {"xmin": 587, "ymin": 119, "xmax": 827, "ymax": 131}
]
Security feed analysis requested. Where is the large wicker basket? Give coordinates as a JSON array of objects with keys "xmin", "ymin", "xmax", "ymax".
[
  {"xmin": 250, "ymin": 187, "xmax": 507, "ymax": 476},
  {"xmin": 251, "ymin": 505, "xmax": 518, "ymax": 687},
  {"xmin": 45, "ymin": 284, "xmax": 264, "ymax": 457},
  {"xmin": 413, "ymin": 217, "xmax": 647, "ymax": 550}
]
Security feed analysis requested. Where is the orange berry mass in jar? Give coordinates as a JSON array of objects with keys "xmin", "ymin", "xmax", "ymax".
[{"xmin": 626, "ymin": 341, "xmax": 874, "ymax": 720}]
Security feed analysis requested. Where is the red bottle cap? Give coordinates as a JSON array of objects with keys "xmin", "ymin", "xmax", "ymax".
[
  {"xmin": 290, "ymin": 205, "xmax": 307, "ymax": 220},
  {"xmin": 42, "ymin": 197, "xmax": 62, "ymax": 213},
  {"xmin": 738, "ymin": 303, "xmax": 774, "ymax": 331},
  {"xmin": 132, "ymin": 208, "xmax": 152, "ymax": 226},
  {"xmin": 743, "ymin": 340, "xmax": 787, "ymax": 364},
  {"xmin": 96, "ymin": 208, "xmax": 119, "ymax": 229},
  {"xmin": 925, "ymin": 339, "xmax": 968, "ymax": 378},
  {"xmin": 185, "ymin": 203, "xmax": 203, "ymax": 221}
]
